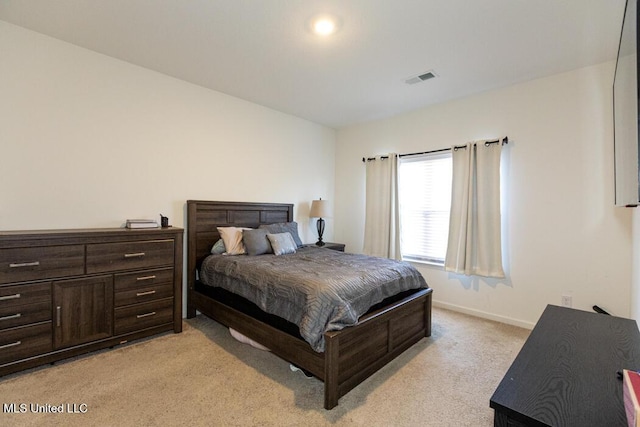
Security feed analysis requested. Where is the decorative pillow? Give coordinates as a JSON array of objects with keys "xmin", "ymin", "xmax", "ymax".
[
  {"xmin": 259, "ymin": 222, "xmax": 303, "ymax": 247},
  {"xmin": 217, "ymin": 227, "xmax": 250, "ymax": 255},
  {"xmin": 266, "ymin": 232, "xmax": 297, "ymax": 256},
  {"xmin": 210, "ymin": 238, "xmax": 226, "ymax": 254},
  {"xmin": 229, "ymin": 328, "xmax": 270, "ymax": 351},
  {"xmin": 242, "ymin": 229, "xmax": 273, "ymax": 256}
]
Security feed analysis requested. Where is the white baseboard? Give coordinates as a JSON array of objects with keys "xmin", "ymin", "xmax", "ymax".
[{"xmin": 433, "ymin": 300, "xmax": 535, "ymax": 330}]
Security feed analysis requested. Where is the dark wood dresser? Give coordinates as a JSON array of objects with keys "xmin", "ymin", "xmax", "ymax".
[
  {"xmin": 490, "ymin": 305, "xmax": 640, "ymax": 426},
  {"xmin": 0, "ymin": 227, "xmax": 183, "ymax": 376}
]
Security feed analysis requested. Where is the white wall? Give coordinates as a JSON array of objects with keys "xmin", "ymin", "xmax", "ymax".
[
  {"xmin": 335, "ymin": 62, "xmax": 633, "ymax": 328},
  {"xmin": 0, "ymin": 22, "xmax": 336, "ymax": 313},
  {"xmin": 2, "ymin": 21, "xmax": 634, "ymax": 329},
  {"xmin": 0, "ymin": 21, "xmax": 335, "ymax": 235}
]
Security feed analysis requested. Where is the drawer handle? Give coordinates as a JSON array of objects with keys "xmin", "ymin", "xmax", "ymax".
[
  {"xmin": 9, "ymin": 261, "xmax": 40, "ymax": 268},
  {"xmin": 0, "ymin": 293, "xmax": 20, "ymax": 301},
  {"xmin": 0, "ymin": 341, "xmax": 21, "ymax": 350},
  {"xmin": 136, "ymin": 290, "xmax": 156, "ymax": 297},
  {"xmin": 136, "ymin": 275, "xmax": 156, "ymax": 281},
  {"xmin": 136, "ymin": 311, "xmax": 156, "ymax": 319},
  {"xmin": 0, "ymin": 313, "xmax": 21, "ymax": 321},
  {"xmin": 124, "ymin": 252, "xmax": 145, "ymax": 259}
]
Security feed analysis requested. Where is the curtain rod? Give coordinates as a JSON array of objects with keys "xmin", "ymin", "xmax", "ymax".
[{"xmin": 362, "ymin": 136, "xmax": 508, "ymax": 162}]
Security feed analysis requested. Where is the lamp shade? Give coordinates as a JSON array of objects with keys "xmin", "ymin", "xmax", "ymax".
[{"xmin": 309, "ymin": 199, "xmax": 331, "ymax": 218}]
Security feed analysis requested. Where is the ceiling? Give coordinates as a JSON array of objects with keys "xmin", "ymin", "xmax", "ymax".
[{"xmin": 0, "ymin": 0, "xmax": 628, "ymax": 129}]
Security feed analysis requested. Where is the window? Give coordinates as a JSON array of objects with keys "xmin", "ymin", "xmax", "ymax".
[{"xmin": 398, "ymin": 151, "xmax": 452, "ymax": 264}]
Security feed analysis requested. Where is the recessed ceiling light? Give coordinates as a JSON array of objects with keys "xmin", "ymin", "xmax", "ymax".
[
  {"xmin": 309, "ymin": 14, "xmax": 341, "ymax": 36},
  {"xmin": 314, "ymin": 19, "xmax": 336, "ymax": 35}
]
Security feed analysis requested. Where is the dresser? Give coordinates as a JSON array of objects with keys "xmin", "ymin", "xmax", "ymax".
[
  {"xmin": 490, "ymin": 305, "xmax": 640, "ymax": 426},
  {"xmin": 0, "ymin": 227, "xmax": 183, "ymax": 376}
]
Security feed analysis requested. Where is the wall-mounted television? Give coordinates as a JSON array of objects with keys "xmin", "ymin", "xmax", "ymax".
[{"xmin": 614, "ymin": 0, "xmax": 640, "ymax": 207}]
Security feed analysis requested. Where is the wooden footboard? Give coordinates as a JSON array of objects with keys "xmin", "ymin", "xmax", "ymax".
[{"xmin": 324, "ymin": 288, "xmax": 432, "ymax": 409}]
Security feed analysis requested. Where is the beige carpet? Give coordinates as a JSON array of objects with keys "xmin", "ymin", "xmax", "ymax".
[{"xmin": 0, "ymin": 307, "xmax": 528, "ymax": 426}]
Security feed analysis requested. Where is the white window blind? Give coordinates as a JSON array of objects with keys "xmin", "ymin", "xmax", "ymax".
[{"xmin": 398, "ymin": 151, "xmax": 452, "ymax": 264}]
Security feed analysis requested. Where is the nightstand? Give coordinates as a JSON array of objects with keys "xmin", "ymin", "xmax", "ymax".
[{"xmin": 304, "ymin": 242, "xmax": 345, "ymax": 252}]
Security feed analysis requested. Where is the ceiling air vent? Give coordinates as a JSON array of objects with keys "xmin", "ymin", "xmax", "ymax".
[{"xmin": 405, "ymin": 70, "xmax": 437, "ymax": 85}]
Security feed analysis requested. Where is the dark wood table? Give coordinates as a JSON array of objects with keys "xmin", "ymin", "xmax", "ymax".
[{"xmin": 490, "ymin": 305, "xmax": 640, "ymax": 426}]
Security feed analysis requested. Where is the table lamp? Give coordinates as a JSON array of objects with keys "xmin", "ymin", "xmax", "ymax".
[{"xmin": 309, "ymin": 198, "xmax": 331, "ymax": 246}]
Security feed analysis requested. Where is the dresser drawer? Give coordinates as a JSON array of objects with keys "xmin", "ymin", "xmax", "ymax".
[
  {"xmin": 115, "ymin": 283, "xmax": 173, "ymax": 307},
  {"xmin": 114, "ymin": 267, "xmax": 173, "ymax": 307},
  {"xmin": 0, "ymin": 282, "xmax": 51, "ymax": 308},
  {"xmin": 114, "ymin": 297, "xmax": 173, "ymax": 335},
  {"xmin": 86, "ymin": 240, "xmax": 174, "ymax": 274},
  {"xmin": 0, "ymin": 322, "xmax": 53, "ymax": 365},
  {"xmin": 114, "ymin": 267, "xmax": 173, "ymax": 291},
  {"xmin": 0, "ymin": 283, "xmax": 51, "ymax": 330},
  {"xmin": 0, "ymin": 246, "xmax": 84, "ymax": 285},
  {"xmin": 0, "ymin": 300, "xmax": 51, "ymax": 330}
]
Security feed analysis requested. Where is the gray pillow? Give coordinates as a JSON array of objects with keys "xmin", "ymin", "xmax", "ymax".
[
  {"xmin": 266, "ymin": 232, "xmax": 297, "ymax": 256},
  {"xmin": 259, "ymin": 222, "xmax": 303, "ymax": 247},
  {"xmin": 210, "ymin": 239, "xmax": 226, "ymax": 254},
  {"xmin": 242, "ymin": 229, "xmax": 273, "ymax": 256}
]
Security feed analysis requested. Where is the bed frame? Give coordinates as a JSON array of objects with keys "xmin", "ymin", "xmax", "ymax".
[{"xmin": 186, "ymin": 200, "xmax": 432, "ymax": 409}]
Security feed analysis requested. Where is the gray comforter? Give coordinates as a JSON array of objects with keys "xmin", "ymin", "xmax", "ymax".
[{"xmin": 199, "ymin": 246, "xmax": 428, "ymax": 352}]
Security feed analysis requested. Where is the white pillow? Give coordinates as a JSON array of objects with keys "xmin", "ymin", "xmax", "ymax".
[
  {"xmin": 217, "ymin": 227, "xmax": 251, "ymax": 255},
  {"xmin": 266, "ymin": 232, "xmax": 297, "ymax": 256},
  {"xmin": 229, "ymin": 328, "xmax": 270, "ymax": 351}
]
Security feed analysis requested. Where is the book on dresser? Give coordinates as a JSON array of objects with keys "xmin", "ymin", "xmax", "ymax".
[
  {"xmin": 126, "ymin": 219, "xmax": 159, "ymax": 229},
  {"xmin": 625, "ymin": 369, "xmax": 640, "ymax": 427},
  {"xmin": 0, "ymin": 227, "xmax": 183, "ymax": 376}
]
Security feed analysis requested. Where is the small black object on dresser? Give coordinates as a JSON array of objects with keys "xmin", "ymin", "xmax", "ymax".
[{"xmin": 0, "ymin": 227, "xmax": 183, "ymax": 376}]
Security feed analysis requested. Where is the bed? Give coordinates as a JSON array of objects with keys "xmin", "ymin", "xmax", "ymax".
[{"xmin": 186, "ymin": 200, "xmax": 432, "ymax": 409}]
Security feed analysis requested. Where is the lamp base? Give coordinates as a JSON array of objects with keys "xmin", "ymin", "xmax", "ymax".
[{"xmin": 316, "ymin": 218, "xmax": 325, "ymax": 247}]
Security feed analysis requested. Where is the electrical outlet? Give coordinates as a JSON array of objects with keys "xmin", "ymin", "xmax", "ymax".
[{"xmin": 561, "ymin": 295, "xmax": 572, "ymax": 308}]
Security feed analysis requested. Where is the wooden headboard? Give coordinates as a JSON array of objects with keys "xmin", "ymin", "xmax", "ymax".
[{"xmin": 186, "ymin": 200, "xmax": 294, "ymax": 291}]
